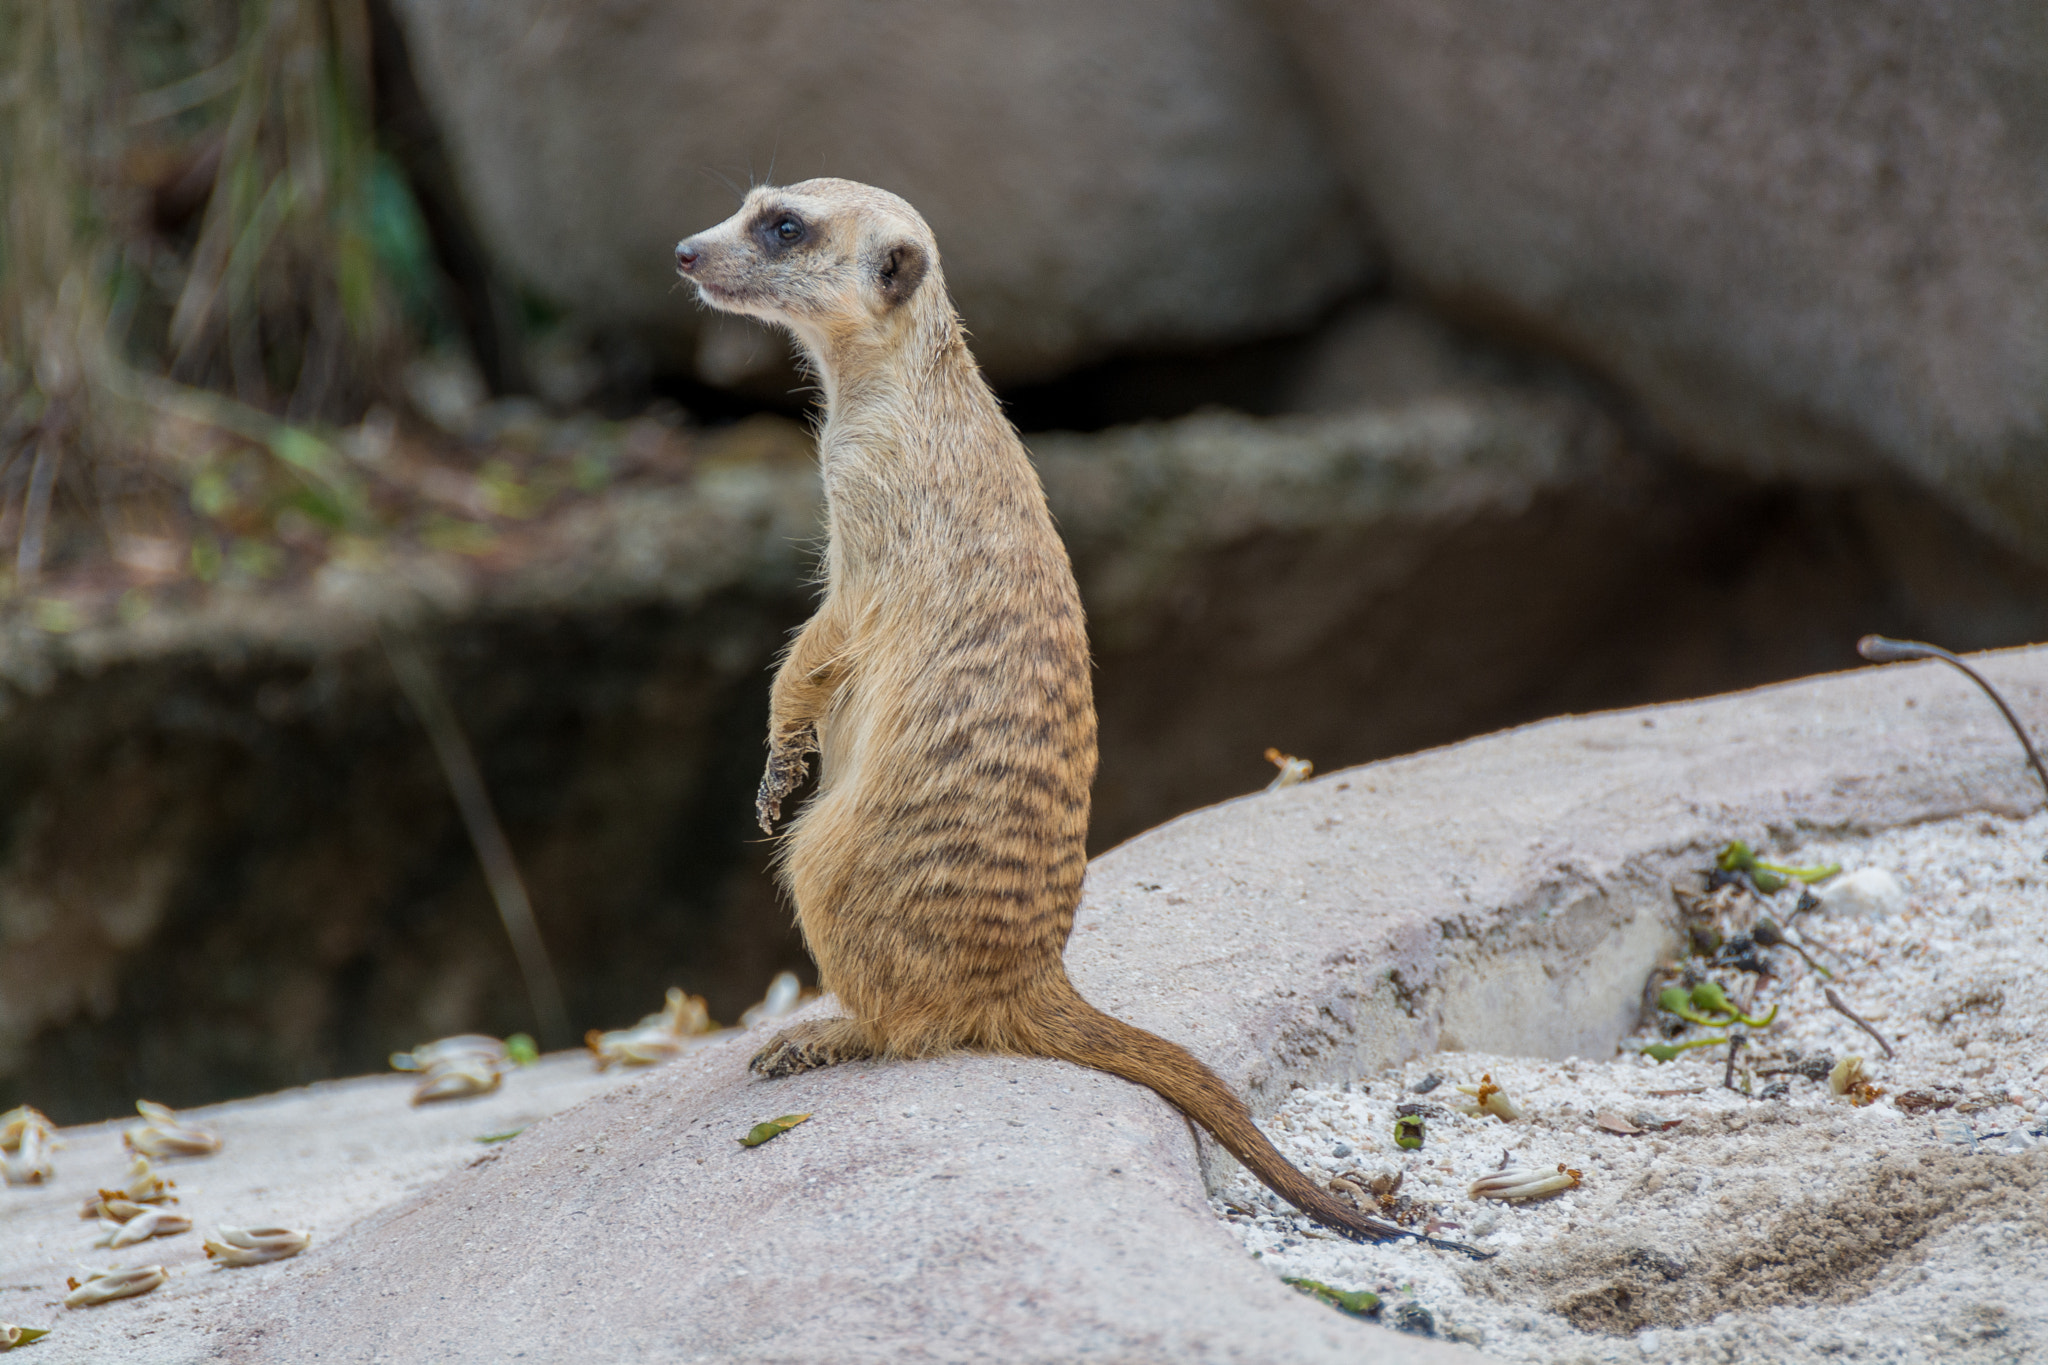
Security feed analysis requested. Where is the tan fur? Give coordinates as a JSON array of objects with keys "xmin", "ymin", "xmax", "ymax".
[{"xmin": 675, "ymin": 180, "xmax": 1480, "ymax": 1256}]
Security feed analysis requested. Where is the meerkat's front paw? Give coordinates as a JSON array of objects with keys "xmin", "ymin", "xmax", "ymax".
[
  {"xmin": 755, "ymin": 744, "xmax": 811, "ymax": 833},
  {"xmin": 749, "ymin": 1035, "xmax": 832, "ymax": 1078},
  {"xmin": 748, "ymin": 1018, "xmax": 869, "ymax": 1077}
]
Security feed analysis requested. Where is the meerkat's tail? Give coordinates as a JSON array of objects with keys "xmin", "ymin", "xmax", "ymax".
[{"xmin": 1024, "ymin": 992, "xmax": 1492, "ymax": 1260}]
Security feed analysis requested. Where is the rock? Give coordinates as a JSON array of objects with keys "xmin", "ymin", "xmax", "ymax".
[
  {"xmin": 1390, "ymin": 1302, "xmax": 1437, "ymax": 1337},
  {"xmin": 1267, "ymin": 0, "xmax": 2048, "ymax": 558},
  {"xmin": 197, "ymin": 645, "xmax": 2046, "ymax": 1363},
  {"xmin": 12, "ymin": 644, "xmax": 2047, "ymax": 1362},
  {"xmin": 388, "ymin": 0, "xmax": 1367, "ymax": 387},
  {"xmin": 1816, "ymin": 867, "xmax": 1909, "ymax": 919},
  {"xmin": 1279, "ymin": 300, "xmax": 1550, "ymax": 415}
]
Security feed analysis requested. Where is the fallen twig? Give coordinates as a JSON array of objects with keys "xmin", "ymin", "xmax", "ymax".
[
  {"xmin": 1858, "ymin": 635, "xmax": 2048, "ymax": 808},
  {"xmin": 1721, "ymin": 1032, "xmax": 1747, "ymax": 1094},
  {"xmin": 383, "ymin": 628, "xmax": 569, "ymax": 1048},
  {"xmin": 1824, "ymin": 987, "xmax": 1895, "ymax": 1060}
]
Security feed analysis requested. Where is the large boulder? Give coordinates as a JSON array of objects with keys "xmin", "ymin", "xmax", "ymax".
[
  {"xmin": 388, "ymin": 0, "xmax": 1367, "ymax": 386},
  {"xmin": 1266, "ymin": 0, "xmax": 2048, "ymax": 558},
  {"xmin": 175, "ymin": 648, "xmax": 2042, "ymax": 1364}
]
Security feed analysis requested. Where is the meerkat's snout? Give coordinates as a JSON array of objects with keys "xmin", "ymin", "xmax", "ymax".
[{"xmin": 674, "ymin": 240, "xmax": 701, "ymax": 274}]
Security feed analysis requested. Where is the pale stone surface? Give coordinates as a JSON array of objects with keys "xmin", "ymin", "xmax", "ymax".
[
  {"xmin": 1815, "ymin": 865, "xmax": 1909, "ymax": 919},
  {"xmin": 1269, "ymin": 0, "xmax": 2048, "ymax": 558},
  {"xmin": 61, "ymin": 647, "xmax": 2024, "ymax": 1362},
  {"xmin": 388, "ymin": 0, "xmax": 1366, "ymax": 386}
]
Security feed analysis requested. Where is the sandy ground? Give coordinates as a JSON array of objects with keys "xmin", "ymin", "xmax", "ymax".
[
  {"xmin": 0, "ymin": 1044, "xmax": 698, "ymax": 1363},
  {"xmin": 1214, "ymin": 808, "xmax": 2048, "ymax": 1363}
]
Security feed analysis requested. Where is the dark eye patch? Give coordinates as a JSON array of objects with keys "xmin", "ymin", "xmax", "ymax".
[{"xmin": 752, "ymin": 208, "xmax": 807, "ymax": 253}]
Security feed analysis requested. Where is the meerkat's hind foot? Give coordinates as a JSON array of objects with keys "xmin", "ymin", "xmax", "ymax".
[{"xmin": 749, "ymin": 1018, "xmax": 873, "ymax": 1078}]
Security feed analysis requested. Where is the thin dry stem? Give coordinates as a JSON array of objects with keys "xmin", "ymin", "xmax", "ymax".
[{"xmin": 381, "ymin": 628, "xmax": 570, "ymax": 1047}]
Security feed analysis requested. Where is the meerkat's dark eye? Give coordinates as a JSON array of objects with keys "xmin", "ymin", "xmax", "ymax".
[{"xmin": 774, "ymin": 216, "xmax": 803, "ymax": 242}]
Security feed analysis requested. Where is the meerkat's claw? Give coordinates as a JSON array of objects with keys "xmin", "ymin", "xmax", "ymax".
[
  {"xmin": 756, "ymin": 748, "xmax": 810, "ymax": 833},
  {"xmin": 749, "ymin": 1037, "xmax": 830, "ymax": 1078},
  {"xmin": 749, "ymin": 1019, "xmax": 871, "ymax": 1077}
]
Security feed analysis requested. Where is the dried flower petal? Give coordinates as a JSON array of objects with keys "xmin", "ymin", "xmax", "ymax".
[
  {"xmin": 203, "ymin": 1225, "xmax": 311, "ymax": 1266},
  {"xmin": 1468, "ymin": 1162, "xmax": 1583, "ymax": 1201},
  {"xmin": 94, "ymin": 1207, "xmax": 192, "ymax": 1248},
  {"xmin": 78, "ymin": 1158, "xmax": 174, "ymax": 1218},
  {"xmin": 738, "ymin": 972, "xmax": 805, "ymax": 1030},
  {"xmin": 123, "ymin": 1100, "xmax": 221, "ymax": 1160},
  {"xmin": 0, "ymin": 1106, "xmax": 54, "ymax": 1153},
  {"xmin": 587, "ymin": 987, "xmax": 714, "ymax": 1070},
  {"xmin": 409, "ymin": 1057, "xmax": 502, "ymax": 1104},
  {"xmin": 0, "ymin": 1129, "xmax": 52, "ymax": 1187},
  {"xmin": 62, "ymin": 1265, "xmax": 166, "ymax": 1308},
  {"xmin": 1453, "ymin": 1073, "xmax": 1525, "ymax": 1122},
  {"xmin": 393, "ymin": 1035, "xmax": 511, "ymax": 1104},
  {"xmin": 1, "ymin": 1322, "xmax": 52, "ymax": 1350},
  {"xmin": 1264, "ymin": 748, "xmax": 1314, "ymax": 791},
  {"xmin": 0, "ymin": 1107, "xmax": 57, "ymax": 1186},
  {"xmin": 389, "ymin": 1035, "xmax": 507, "ymax": 1073},
  {"xmin": 78, "ymin": 1197, "xmax": 148, "ymax": 1224}
]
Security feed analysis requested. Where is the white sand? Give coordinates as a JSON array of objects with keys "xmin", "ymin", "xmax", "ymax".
[{"xmin": 1214, "ymin": 808, "xmax": 2048, "ymax": 1362}]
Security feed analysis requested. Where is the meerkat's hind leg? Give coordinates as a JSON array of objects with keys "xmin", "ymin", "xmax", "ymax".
[{"xmin": 749, "ymin": 1017, "xmax": 874, "ymax": 1078}]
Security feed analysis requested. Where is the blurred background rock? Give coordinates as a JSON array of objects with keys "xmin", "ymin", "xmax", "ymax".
[{"xmin": 2, "ymin": 0, "xmax": 2044, "ymax": 1122}]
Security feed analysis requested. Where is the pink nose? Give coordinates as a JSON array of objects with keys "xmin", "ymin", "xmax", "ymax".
[{"xmin": 675, "ymin": 242, "xmax": 700, "ymax": 272}]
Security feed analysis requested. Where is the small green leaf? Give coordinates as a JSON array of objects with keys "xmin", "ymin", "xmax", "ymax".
[
  {"xmin": 421, "ymin": 517, "xmax": 500, "ymax": 556},
  {"xmin": 1393, "ymin": 1114, "xmax": 1425, "ymax": 1150},
  {"xmin": 1285, "ymin": 1277, "xmax": 1381, "ymax": 1318},
  {"xmin": 505, "ymin": 1033, "xmax": 539, "ymax": 1067},
  {"xmin": 474, "ymin": 1128, "xmax": 525, "ymax": 1144},
  {"xmin": 32, "ymin": 599, "xmax": 80, "ymax": 634},
  {"xmin": 1642, "ymin": 1036, "xmax": 1727, "ymax": 1063},
  {"xmin": 191, "ymin": 536, "xmax": 223, "ymax": 581},
  {"xmin": 740, "ymin": 1113, "xmax": 812, "ymax": 1147},
  {"xmin": 1657, "ymin": 985, "xmax": 1713, "ymax": 1023},
  {"xmin": 1690, "ymin": 980, "xmax": 1736, "ymax": 1016},
  {"xmin": 1682, "ymin": 980, "xmax": 1777, "ymax": 1029},
  {"xmin": 190, "ymin": 468, "xmax": 236, "ymax": 518},
  {"xmin": 1716, "ymin": 840, "xmax": 1838, "ymax": 892}
]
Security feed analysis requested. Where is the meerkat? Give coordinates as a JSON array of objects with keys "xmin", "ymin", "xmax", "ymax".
[{"xmin": 674, "ymin": 179, "xmax": 1481, "ymax": 1257}]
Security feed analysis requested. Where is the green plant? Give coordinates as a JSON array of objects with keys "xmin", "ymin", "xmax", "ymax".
[{"xmin": 0, "ymin": 0, "xmax": 437, "ymax": 590}]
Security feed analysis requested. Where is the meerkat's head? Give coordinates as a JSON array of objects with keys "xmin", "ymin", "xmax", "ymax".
[{"xmin": 675, "ymin": 178, "xmax": 943, "ymax": 367}]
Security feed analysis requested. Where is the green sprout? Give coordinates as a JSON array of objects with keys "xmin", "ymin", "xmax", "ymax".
[
  {"xmin": 1641, "ymin": 1036, "xmax": 1729, "ymax": 1063},
  {"xmin": 1656, "ymin": 983, "xmax": 1777, "ymax": 1030},
  {"xmin": 1688, "ymin": 980, "xmax": 1778, "ymax": 1028},
  {"xmin": 1716, "ymin": 841, "xmax": 1840, "ymax": 894},
  {"xmin": 1393, "ymin": 1114, "xmax": 1426, "ymax": 1150}
]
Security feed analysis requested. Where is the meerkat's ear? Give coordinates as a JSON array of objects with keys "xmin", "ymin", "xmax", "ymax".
[{"xmin": 876, "ymin": 242, "xmax": 928, "ymax": 309}]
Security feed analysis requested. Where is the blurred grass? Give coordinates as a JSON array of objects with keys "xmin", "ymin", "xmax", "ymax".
[{"xmin": 0, "ymin": 0, "xmax": 444, "ymax": 593}]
